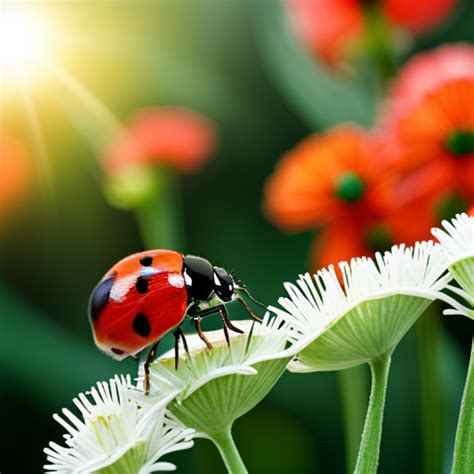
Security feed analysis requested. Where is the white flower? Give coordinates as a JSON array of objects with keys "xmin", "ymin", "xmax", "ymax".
[
  {"xmin": 432, "ymin": 213, "xmax": 474, "ymax": 267},
  {"xmin": 44, "ymin": 375, "xmax": 194, "ymax": 474},
  {"xmin": 432, "ymin": 212, "xmax": 474, "ymax": 318},
  {"xmin": 140, "ymin": 314, "xmax": 293, "ymax": 436},
  {"xmin": 271, "ymin": 241, "xmax": 452, "ymax": 372}
]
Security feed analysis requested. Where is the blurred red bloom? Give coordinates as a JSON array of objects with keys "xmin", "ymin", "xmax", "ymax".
[
  {"xmin": 382, "ymin": 44, "xmax": 474, "ymax": 125},
  {"xmin": 104, "ymin": 107, "xmax": 216, "ymax": 175},
  {"xmin": 287, "ymin": 0, "xmax": 457, "ymax": 63},
  {"xmin": 286, "ymin": 0, "xmax": 363, "ymax": 64},
  {"xmin": 383, "ymin": 79, "xmax": 474, "ymax": 203},
  {"xmin": 384, "ymin": 0, "xmax": 457, "ymax": 32},
  {"xmin": 378, "ymin": 44, "xmax": 474, "ymax": 222},
  {"xmin": 263, "ymin": 126, "xmax": 434, "ymax": 271},
  {"xmin": 0, "ymin": 134, "xmax": 30, "ymax": 219}
]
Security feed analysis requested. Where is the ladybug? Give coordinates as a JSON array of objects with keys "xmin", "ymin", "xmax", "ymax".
[{"xmin": 89, "ymin": 249, "xmax": 265, "ymax": 394}]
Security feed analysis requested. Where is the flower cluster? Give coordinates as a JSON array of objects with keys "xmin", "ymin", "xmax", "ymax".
[
  {"xmin": 45, "ymin": 211, "xmax": 474, "ymax": 472},
  {"xmin": 264, "ymin": 44, "xmax": 474, "ymax": 273},
  {"xmin": 45, "ymin": 316, "xmax": 295, "ymax": 472}
]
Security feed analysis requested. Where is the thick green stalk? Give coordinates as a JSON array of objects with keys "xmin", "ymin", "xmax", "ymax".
[
  {"xmin": 452, "ymin": 336, "xmax": 474, "ymax": 474},
  {"xmin": 210, "ymin": 428, "xmax": 248, "ymax": 474},
  {"xmin": 416, "ymin": 310, "xmax": 445, "ymax": 474},
  {"xmin": 338, "ymin": 366, "xmax": 369, "ymax": 473},
  {"xmin": 135, "ymin": 168, "xmax": 183, "ymax": 250},
  {"xmin": 354, "ymin": 352, "xmax": 392, "ymax": 474},
  {"xmin": 362, "ymin": 4, "xmax": 396, "ymax": 84}
]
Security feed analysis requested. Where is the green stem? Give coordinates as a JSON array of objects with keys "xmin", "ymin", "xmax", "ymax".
[
  {"xmin": 354, "ymin": 352, "xmax": 392, "ymax": 474},
  {"xmin": 416, "ymin": 310, "xmax": 445, "ymax": 474},
  {"xmin": 134, "ymin": 167, "xmax": 183, "ymax": 250},
  {"xmin": 210, "ymin": 428, "xmax": 248, "ymax": 474},
  {"xmin": 452, "ymin": 336, "xmax": 474, "ymax": 474},
  {"xmin": 362, "ymin": 3, "xmax": 396, "ymax": 84},
  {"xmin": 338, "ymin": 366, "xmax": 369, "ymax": 473}
]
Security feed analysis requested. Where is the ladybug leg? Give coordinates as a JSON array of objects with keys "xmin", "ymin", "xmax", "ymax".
[
  {"xmin": 173, "ymin": 329, "xmax": 180, "ymax": 370},
  {"xmin": 219, "ymin": 305, "xmax": 244, "ymax": 335},
  {"xmin": 235, "ymin": 294, "xmax": 263, "ymax": 322},
  {"xmin": 144, "ymin": 341, "xmax": 159, "ymax": 396},
  {"xmin": 180, "ymin": 328, "xmax": 190, "ymax": 356},
  {"xmin": 218, "ymin": 309, "xmax": 231, "ymax": 348},
  {"xmin": 173, "ymin": 327, "xmax": 190, "ymax": 370},
  {"xmin": 191, "ymin": 305, "xmax": 224, "ymax": 319},
  {"xmin": 195, "ymin": 317, "xmax": 213, "ymax": 350}
]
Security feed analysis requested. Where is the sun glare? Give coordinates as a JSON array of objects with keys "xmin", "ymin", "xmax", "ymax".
[{"xmin": 0, "ymin": 7, "xmax": 51, "ymax": 80}]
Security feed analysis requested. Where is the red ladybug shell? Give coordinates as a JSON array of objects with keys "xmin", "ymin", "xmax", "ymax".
[{"xmin": 89, "ymin": 249, "xmax": 188, "ymax": 360}]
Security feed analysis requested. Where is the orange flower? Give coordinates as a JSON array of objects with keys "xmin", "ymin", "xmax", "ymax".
[
  {"xmin": 264, "ymin": 126, "xmax": 442, "ymax": 272},
  {"xmin": 104, "ymin": 107, "xmax": 216, "ymax": 175},
  {"xmin": 387, "ymin": 79, "xmax": 474, "ymax": 202},
  {"xmin": 264, "ymin": 126, "xmax": 383, "ymax": 232},
  {"xmin": 287, "ymin": 0, "xmax": 456, "ymax": 63},
  {"xmin": 0, "ymin": 134, "xmax": 30, "ymax": 219}
]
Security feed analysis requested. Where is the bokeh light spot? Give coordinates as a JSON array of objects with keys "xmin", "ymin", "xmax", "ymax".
[{"xmin": 0, "ymin": 7, "xmax": 51, "ymax": 80}]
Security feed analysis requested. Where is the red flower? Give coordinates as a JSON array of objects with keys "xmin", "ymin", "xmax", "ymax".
[
  {"xmin": 0, "ymin": 134, "xmax": 30, "ymax": 219},
  {"xmin": 383, "ymin": 79, "xmax": 474, "ymax": 203},
  {"xmin": 104, "ymin": 107, "xmax": 216, "ymax": 175},
  {"xmin": 384, "ymin": 0, "xmax": 457, "ymax": 32},
  {"xmin": 378, "ymin": 45, "xmax": 474, "ymax": 218},
  {"xmin": 287, "ymin": 0, "xmax": 457, "ymax": 63},
  {"xmin": 381, "ymin": 44, "xmax": 474, "ymax": 127},
  {"xmin": 286, "ymin": 0, "xmax": 363, "ymax": 64}
]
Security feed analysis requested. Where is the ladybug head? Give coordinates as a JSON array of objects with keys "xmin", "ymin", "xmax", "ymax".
[
  {"xmin": 183, "ymin": 255, "xmax": 235, "ymax": 302},
  {"xmin": 214, "ymin": 267, "xmax": 267, "ymax": 311},
  {"xmin": 183, "ymin": 254, "xmax": 267, "ymax": 309},
  {"xmin": 212, "ymin": 266, "xmax": 235, "ymax": 302}
]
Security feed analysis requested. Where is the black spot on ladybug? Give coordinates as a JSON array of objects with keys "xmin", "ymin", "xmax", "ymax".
[
  {"xmin": 89, "ymin": 273, "xmax": 116, "ymax": 322},
  {"xmin": 140, "ymin": 256, "xmax": 153, "ymax": 266},
  {"xmin": 111, "ymin": 347, "xmax": 125, "ymax": 355},
  {"xmin": 132, "ymin": 312, "xmax": 151, "ymax": 337},
  {"xmin": 136, "ymin": 277, "xmax": 149, "ymax": 294}
]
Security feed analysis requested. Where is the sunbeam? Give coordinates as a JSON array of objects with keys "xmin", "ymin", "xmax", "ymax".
[
  {"xmin": 48, "ymin": 64, "xmax": 125, "ymax": 152},
  {"xmin": 18, "ymin": 80, "xmax": 55, "ymax": 208}
]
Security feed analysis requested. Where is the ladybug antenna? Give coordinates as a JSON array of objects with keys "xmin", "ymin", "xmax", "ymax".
[{"xmin": 235, "ymin": 285, "xmax": 267, "ymax": 310}]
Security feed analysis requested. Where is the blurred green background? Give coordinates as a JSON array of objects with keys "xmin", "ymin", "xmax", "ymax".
[{"xmin": 1, "ymin": 1, "xmax": 473, "ymax": 472}]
